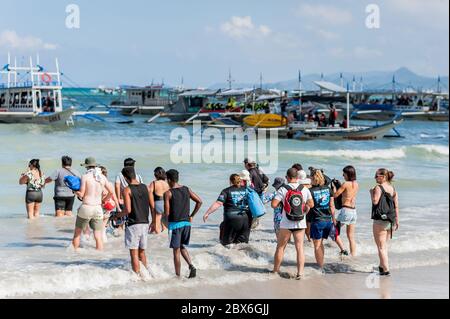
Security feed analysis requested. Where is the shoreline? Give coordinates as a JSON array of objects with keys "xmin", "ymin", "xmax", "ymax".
[{"xmin": 132, "ymin": 264, "xmax": 449, "ymax": 300}]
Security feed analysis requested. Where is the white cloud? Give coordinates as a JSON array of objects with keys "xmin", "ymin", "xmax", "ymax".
[
  {"xmin": 389, "ymin": 0, "xmax": 449, "ymax": 29},
  {"xmin": 354, "ymin": 46, "xmax": 383, "ymax": 59},
  {"xmin": 306, "ymin": 26, "xmax": 340, "ymax": 40},
  {"xmin": 0, "ymin": 30, "xmax": 57, "ymax": 51},
  {"xmin": 221, "ymin": 16, "xmax": 272, "ymax": 40},
  {"xmin": 297, "ymin": 4, "xmax": 353, "ymax": 25}
]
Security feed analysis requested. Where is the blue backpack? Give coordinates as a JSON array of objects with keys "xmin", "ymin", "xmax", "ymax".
[
  {"xmin": 246, "ymin": 187, "xmax": 266, "ymax": 219},
  {"xmin": 64, "ymin": 175, "xmax": 81, "ymax": 192}
]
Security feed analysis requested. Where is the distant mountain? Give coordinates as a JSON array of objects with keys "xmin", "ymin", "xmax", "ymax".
[{"xmin": 208, "ymin": 68, "xmax": 449, "ymax": 92}]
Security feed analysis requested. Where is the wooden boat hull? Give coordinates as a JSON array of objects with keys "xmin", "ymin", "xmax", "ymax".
[
  {"xmin": 0, "ymin": 108, "xmax": 75, "ymax": 125},
  {"xmin": 298, "ymin": 119, "xmax": 404, "ymax": 141},
  {"xmin": 353, "ymin": 110, "xmax": 449, "ymax": 122},
  {"xmin": 244, "ymin": 114, "xmax": 288, "ymax": 128}
]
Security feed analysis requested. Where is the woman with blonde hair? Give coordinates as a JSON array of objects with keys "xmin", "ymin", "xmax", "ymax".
[
  {"xmin": 308, "ymin": 169, "xmax": 346, "ymax": 270},
  {"xmin": 370, "ymin": 169, "xmax": 399, "ymax": 276}
]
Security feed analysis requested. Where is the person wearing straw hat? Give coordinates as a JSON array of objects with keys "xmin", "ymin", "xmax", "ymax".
[{"xmin": 72, "ymin": 157, "xmax": 120, "ymax": 251}]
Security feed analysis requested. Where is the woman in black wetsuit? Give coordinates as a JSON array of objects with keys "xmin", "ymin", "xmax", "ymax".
[{"xmin": 203, "ymin": 174, "xmax": 251, "ymax": 246}]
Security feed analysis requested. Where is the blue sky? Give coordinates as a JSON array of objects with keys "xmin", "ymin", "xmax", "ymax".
[{"xmin": 0, "ymin": 0, "xmax": 448, "ymax": 87}]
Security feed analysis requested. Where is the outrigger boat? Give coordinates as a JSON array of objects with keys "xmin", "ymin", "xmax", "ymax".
[
  {"xmin": 111, "ymin": 85, "xmax": 177, "ymax": 116},
  {"xmin": 0, "ymin": 55, "xmax": 74, "ymax": 125}
]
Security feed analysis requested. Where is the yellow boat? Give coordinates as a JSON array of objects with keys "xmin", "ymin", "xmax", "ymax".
[{"xmin": 243, "ymin": 114, "xmax": 288, "ymax": 128}]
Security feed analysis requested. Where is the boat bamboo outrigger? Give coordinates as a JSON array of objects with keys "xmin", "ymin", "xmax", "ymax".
[{"xmin": 0, "ymin": 54, "xmax": 74, "ymax": 125}]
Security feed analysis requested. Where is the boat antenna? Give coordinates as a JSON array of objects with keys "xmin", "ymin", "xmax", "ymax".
[
  {"xmin": 227, "ymin": 68, "xmax": 234, "ymax": 90},
  {"xmin": 346, "ymin": 82, "xmax": 351, "ymax": 129},
  {"xmin": 352, "ymin": 75, "xmax": 356, "ymax": 92},
  {"xmin": 260, "ymin": 72, "xmax": 263, "ymax": 91},
  {"xmin": 340, "ymin": 73, "xmax": 344, "ymax": 88},
  {"xmin": 437, "ymin": 75, "xmax": 441, "ymax": 93},
  {"xmin": 360, "ymin": 76, "xmax": 364, "ymax": 92}
]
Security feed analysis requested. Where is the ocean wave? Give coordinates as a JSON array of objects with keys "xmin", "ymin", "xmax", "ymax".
[
  {"xmin": 283, "ymin": 149, "xmax": 406, "ymax": 160},
  {"xmin": 411, "ymin": 145, "xmax": 449, "ymax": 156}
]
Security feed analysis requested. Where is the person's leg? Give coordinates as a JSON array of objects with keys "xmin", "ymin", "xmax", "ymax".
[
  {"xmin": 155, "ymin": 213, "xmax": 162, "ymax": 234},
  {"xmin": 313, "ymin": 239, "xmax": 325, "ymax": 268},
  {"xmin": 138, "ymin": 249, "xmax": 148, "ymax": 269},
  {"xmin": 93, "ymin": 230, "xmax": 104, "ymax": 251},
  {"xmin": 293, "ymin": 230, "xmax": 306, "ymax": 276},
  {"xmin": 26, "ymin": 202, "xmax": 35, "ymax": 220},
  {"xmin": 72, "ymin": 227, "xmax": 83, "ymax": 250},
  {"xmin": 273, "ymin": 229, "xmax": 291, "ymax": 273},
  {"xmin": 306, "ymin": 222, "xmax": 311, "ymax": 242},
  {"xmin": 173, "ymin": 248, "xmax": 182, "ymax": 277},
  {"xmin": 65, "ymin": 197, "xmax": 75, "ymax": 217},
  {"xmin": 130, "ymin": 249, "xmax": 140, "ymax": 273},
  {"xmin": 33, "ymin": 203, "xmax": 41, "ymax": 218},
  {"xmin": 373, "ymin": 223, "xmax": 389, "ymax": 272},
  {"xmin": 55, "ymin": 210, "xmax": 65, "ymax": 217},
  {"xmin": 347, "ymin": 224, "xmax": 357, "ymax": 257}
]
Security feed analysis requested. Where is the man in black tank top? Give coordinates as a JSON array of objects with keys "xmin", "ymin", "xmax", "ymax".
[
  {"xmin": 115, "ymin": 167, "xmax": 151, "ymax": 276},
  {"xmin": 164, "ymin": 170, "xmax": 203, "ymax": 279}
]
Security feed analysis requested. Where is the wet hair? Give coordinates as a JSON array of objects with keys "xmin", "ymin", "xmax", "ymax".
[
  {"xmin": 122, "ymin": 167, "xmax": 136, "ymax": 182},
  {"xmin": 377, "ymin": 168, "xmax": 395, "ymax": 183},
  {"xmin": 154, "ymin": 167, "xmax": 167, "ymax": 181},
  {"xmin": 124, "ymin": 158, "xmax": 136, "ymax": 168},
  {"xmin": 343, "ymin": 166, "xmax": 357, "ymax": 181},
  {"xmin": 166, "ymin": 169, "xmax": 179, "ymax": 183},
  {"xmin": 292, "ymin": 163, "xmax": 303, "ymax": 171},
  {"xmin": 286, "ymin": 168, "xmax": 298, "ymax": 180},
  {"xmin": 100, "ymin": 166, "xmax": 108, "ymax": 178},
  {"xmin": 230, "ymin": 174, "xmax": 241, "ymax": 187},
  {"xmin": 61, "ymin": 156, "xmax": 72, "ymax": 167},
  {"xmin": 29, "ymin": 159, "xmax": 42, "ymax": 177},
  {"xmin": 311, "ymin": 169, "xmax": 325, "ymax": 187}
]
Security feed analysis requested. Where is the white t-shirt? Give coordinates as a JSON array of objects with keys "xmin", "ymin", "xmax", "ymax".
[{"xmin": 274, "ymin": 183, "xmax": 312, "ymax": 230}]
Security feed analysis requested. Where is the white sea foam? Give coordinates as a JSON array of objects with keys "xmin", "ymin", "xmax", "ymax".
[
  {"xmin": 412, "ymin": 144, "xmax": 449, "ymax": 156},
  {"xmin": 283, "ymin": 149, "xmax": 406, "ymax": 160}
]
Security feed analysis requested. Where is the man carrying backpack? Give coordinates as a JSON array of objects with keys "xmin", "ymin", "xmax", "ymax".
[
  {"xmin": 271, "ymin": 168, "xmax": 314, "ymax": 280},
  {"xmin": 244, "ymin": 158, "xmax": 269, "ymax": 198}
]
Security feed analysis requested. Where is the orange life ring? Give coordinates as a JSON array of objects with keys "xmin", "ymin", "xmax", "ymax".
[{"xmin": 41, "ymin": 73, "xmax": 52, "ymax": 84}]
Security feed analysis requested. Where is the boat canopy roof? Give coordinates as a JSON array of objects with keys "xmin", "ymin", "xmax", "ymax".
[
  {"xmin": 217, "ymin": 88, "xmax": 254, "ymax": 97},
  {"xmin": 179, "ymin": 89, "xmax": 219, "ymax": 97},
  {"xmin": 314, "ymin": 81, "xmax": 348, "ymax": 93}
]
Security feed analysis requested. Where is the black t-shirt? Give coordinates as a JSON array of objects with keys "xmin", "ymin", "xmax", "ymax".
[
  {"xmin": 309, "ymin": 185, "xmax": 334, "ymax": 222},
  {"xmin": 169, "ymin": 186, "xmax": 191, "ymax": 223},
  {"xmin": 127, "ymin": 184, "xmax": 150, "ymax": 226},
  {"xmin": 218, "ymin": 186, "xmax": 249, "ymax": 216}
]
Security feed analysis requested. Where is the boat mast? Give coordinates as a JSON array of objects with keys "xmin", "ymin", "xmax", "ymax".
[
  {"xmin": 298, "ymin": 70, "xmax": 303, "ymax": 117},
  {"xmin": 347, "ymin": 82, "xmax": 351, "ymax": 129}
]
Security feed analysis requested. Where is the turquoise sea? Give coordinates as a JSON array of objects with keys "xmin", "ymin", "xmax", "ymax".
[{"xmin": 0, "ymin": 92, "xmax": 448, "ymax": 298}]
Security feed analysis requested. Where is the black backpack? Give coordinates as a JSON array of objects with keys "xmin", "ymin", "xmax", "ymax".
[
  {"xmin": 372, "ymin": 186, "xmax": 397, "ymax": 238},
  {"xmin": 331, "ymin": 179, "xmax": 343, "ymax": 210}
]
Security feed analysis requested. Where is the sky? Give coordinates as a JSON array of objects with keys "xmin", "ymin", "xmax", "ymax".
[{"xmin": 0, "ymin": 0, "xmax": 448, "ymax": 87}]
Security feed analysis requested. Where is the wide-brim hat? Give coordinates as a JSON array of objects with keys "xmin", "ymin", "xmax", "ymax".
[{"xmin": 81, "ymin": 157, "xmax": 99, "ymax": 167}]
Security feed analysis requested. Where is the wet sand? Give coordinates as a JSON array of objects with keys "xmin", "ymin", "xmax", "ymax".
[{"xmin": 145, "ymin": 265, "xmax": 449, "ymax": 299}]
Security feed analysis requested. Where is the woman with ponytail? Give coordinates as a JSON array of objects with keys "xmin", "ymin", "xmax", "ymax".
[
  {"xmin": 203, "ymin": 174, "xmax": 251, "ymax": 246},
  {"xmin": 370, "ymin": 168, "xmax": 400, "ymax": 276},
  {"xmin": 19, "ymin": 159, "xmax": 46, "ymax": 219}
]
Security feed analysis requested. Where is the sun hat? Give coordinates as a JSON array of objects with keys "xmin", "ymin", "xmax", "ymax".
[
  {"xmin": 272, "ymin": 177, "xmax": 285, "ymax": 190},
  {"xmin": 81, "ymin": 157, "xmax": 98, "ymax": 167},
  {"xmin": 239, "ymin": 170, "xmax": 251, "ymax": 182},
  {"xmin": 298, "ymin": 170, "xmax": 311, "ymax": 185}
]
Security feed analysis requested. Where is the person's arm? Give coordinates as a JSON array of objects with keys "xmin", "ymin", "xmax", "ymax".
[
  {"xmin": 164, "ymin": 190, "xmax": 172, "ymax": 219},
  {"xmin": 116, "ymin": 187, "xmax": 131, "ymax": 219},
  {"xmin": 19, "ymin": 172, "xmax": 29, "ymax": 185},
  {"xmin": 330, "ymin": 197, "xmax": 336, "ymax": 225},
  {"xmin": 115, "ymin": 180, "xmax": 123, "ymax": 205},
  {"xmin": 203, "ymin": 201, "xmax": 224, "ymax": 223},
  {"xmin": 148, "ymin": 182, "xmax": 155, "ymax": 213},
  {"xmin": 105, "ymin": 180, "xmax": 121, "ymax": 213},
  {"xmin": 271, "ymin": 188, "xmax": 283, "ymax": 209},
  {"xmin": 370, "ymin": 186, "xmax": 382, "ymax": 205},
  {"xmin": 189, "ymin": 189, "xmax": 203, "ymax": 221},
  {"xmin": 394, "ymin": 190, "xmax": 400, "ymax": 231}
]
